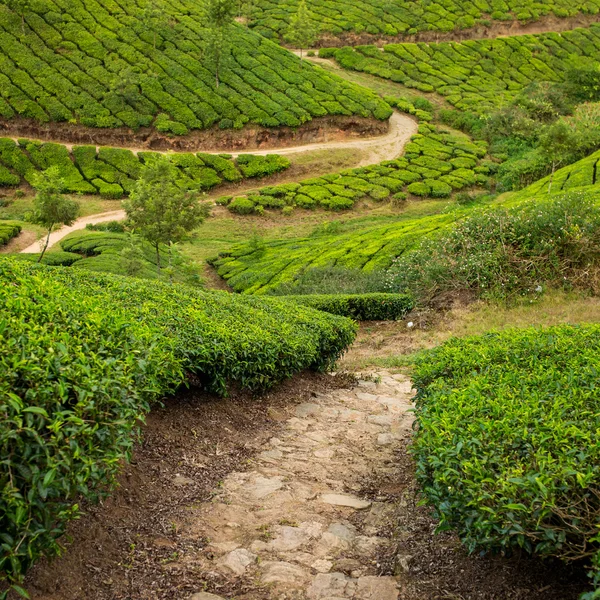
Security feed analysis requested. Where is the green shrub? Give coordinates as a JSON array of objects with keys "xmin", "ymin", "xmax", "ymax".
[
  {"xmin": 0, "ymin": 259, "xmax": 357, "ymax": 588},
  {"xmin": 411, "ymin": 324, "xmax": 600, "ymax": 596},
  {"xmin": 237, "ymin": 154, "xmax": 291, "ymax": 178},
  {"xmin": 228, "ymin": 197, "xmax": 256, "ymax": 214},
  {"xmin": 386, "ymin": 193, "xmax": 600, "ymax": 302},
  {"xmin": 281, "ymin": 293, "xmax": 414, "ymax": 320},
  {"xmin": 0, "ymin": 221, "xmax": 21, "ymax": 246}
]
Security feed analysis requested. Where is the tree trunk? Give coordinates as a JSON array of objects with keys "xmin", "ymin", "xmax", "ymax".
[
  {"xmin": 548, "ymin": 160, "xmax": 556, "ymax": 194},
  {"xmin": 21, "ymin": 13, "xmax": 25, "ymax": 35},
  {"xmin": 155, "ymin": 243, "xmax": 161, "ymax": 277},
  {"xmin": 38, "ymin": 228, "xmax": 51, "ymax": 263},
  {"xmin": 215, "ymin": 60, "xmax": 220, "ymax": 89},
  {"xmin": 153, "ymin": 31, "xmax": 156, "ymax": 50},
  {"xmin": 299, "ymin": 47, "xmax": 303, "ymax": 69},
  {"xmin": 168, "ymin": 242, "xmax": 173, "ymax": 285}
]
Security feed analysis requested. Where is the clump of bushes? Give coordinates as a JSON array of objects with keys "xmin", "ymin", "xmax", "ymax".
[
  {"xmin": 281, "ymin": 293, "xmax": 414, "ymax": 320},
  {"xmin": 0, "ymin": 221, "xmax": 21, "ymax": 246},
  {"xmin": 0, "ymin": 259, "xmax": 357, "ymax": 590},
  {"xmin": 387, "ymin": 193, "xmax": 600, "ymax": 302},
  {"xmin": 236, "ymin": 154, "xmax": 291, "ymax": 178},
  {"xmin": 411, "ymin": 324, "xmax": 600, "ymax": 597}
]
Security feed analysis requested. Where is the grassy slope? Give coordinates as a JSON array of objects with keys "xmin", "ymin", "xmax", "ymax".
[
  {"xmin": 250, "ymin": 0, "xmax": 600, "ymax": 40},
  {"xmin": 0, "ymin": 0, "xmax": 390, "ymax": 133}
]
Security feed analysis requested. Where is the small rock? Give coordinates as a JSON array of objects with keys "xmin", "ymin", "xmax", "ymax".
[
  {"xmin": 377, "ymin": 433, "xmax": 396, "ymax": 446},
  {"xmin": 260, "ymin": 561, "xmax": 308, "ymax": 585},
  {"xmin": 320, "ymin": 494, "xmax": 371, "ymax": 510},
  {"xmin": 367, "ymin": 414, "xmax": 394, "ymax": 427},
  {"xmin": 268, "ymin": 526, "xmax": 312, "ymax": 552},
  {"xmin": 354, "ymin": 535, "xmax": 386, "ymax": 555},
  {"xmin": 356, "ymin": 575, "xmax": 399, "ymax": 599},
  {"xmin": 207, "ymin": 541, "xmax": 240, "ymax": 555},
  {"xmin": 296, "ymin": 403, "xmax": 321, "ymax": 418},
  {"xmin": 219, "ymin": 548, "xmax": 256, "ymax": 576},
  {"xmin": 314, "ymin": 448, "xmax": 335, "ymax": 459},
  {"xmin": 327, "ymin": 522, "xmax": 357, "ymax": 542},
  {"xmin": 259, "ymin": 449, "xmax": 284, "ymax": 462},
  {"xmin": 395, "ymin": 553, "xmax": 413, "ymax": 574},
  {"xmin": 312, "ymin": 559, "xmax": 333, "ymax": 573},
  {"xmin": 172, "ymin": 475, "xmax": 195, "ymax": 487},
  {"xmin": 356, "ymin": 391, "xmax": 379, "ymax": 402},
  {"xmin": 334, "ymin": 558, "xmax": 362, "ymax": 575},
  {"xmin": 189, "ymin": 594, "xmax": 227, "ymax": 600},
  {"xmin": 307, "ymin": 572, "xmax": 357, "ymax": 599},
  {"xmin": 339, "ymin": 409, "xmax": 363, "ymax": 422},
  {"xmin": 245, "ymin": 475, "xmax": 285, "ymax": 499}
]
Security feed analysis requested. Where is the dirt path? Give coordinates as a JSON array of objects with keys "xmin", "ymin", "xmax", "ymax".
[
  {"xmin": 18, "ymin": 112, "xmax": 417, "ymax": 255},
  {"xmin": 20, "ymin": 210, "xmax": 125, "ymax": 254}
]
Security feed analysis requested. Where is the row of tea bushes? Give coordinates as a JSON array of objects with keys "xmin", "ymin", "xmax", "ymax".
[
  {"xmin": 0, "ymin": 220, "xmax": 21, "ymax": 245},
  {"xmin": 411, "ymin": 324, "xmax": 600, "ymax": 596},
  {"xmin": 0, "ymin": 137, "xmax": 290, "ymax": 197},
  {"xmin": 250, "ymin": 0, "xmax": 599, "ymax": 40},
  {"xmin": 219, "ymin": 121, "xmax": 489, "ymax": 213},
  {"xmin": 0, "ymin": 258, "xmax": 356, "ymax": 589},
  {"xmin": 0, "ymin": 0, "xmax": 391, "ymax": 133},
  {"xmin": 319, "ymin": 25, "xmax": 600, "ymax": 113}
]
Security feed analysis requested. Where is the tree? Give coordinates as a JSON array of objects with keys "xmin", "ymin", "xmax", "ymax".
[
  {"xmin": 283, "ymin": 0, "xmax": 317, "ymax": 64},
  {"xmin": 140, "ymin": 0, "xmax": 168, "ymax": 50},
  {"xmin": 108, "ymin": 66, "xmax": 141, "ymax": 105},
  {"xmin": 205, "ymin": 0, "xmax": 236, "ymax": 88},
  {"xmin": 3, "ymin": 0, "xmax": 30, "ymax": 34},
  {"xmin": 539, "ymin": 121, "xmax": 576, "ymax": 193},
  {"xmin": 123, "ymin": 156, "xmax": 209, "ymax": 277},
  {"xmin": 28, "ymin": 167, "xmax": 79, "ymax": 263}
]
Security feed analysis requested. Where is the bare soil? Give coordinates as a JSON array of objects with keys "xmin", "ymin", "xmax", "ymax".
[{"xmin": 0, "ymin": 115, "xmax": 388, "ymax": 153}]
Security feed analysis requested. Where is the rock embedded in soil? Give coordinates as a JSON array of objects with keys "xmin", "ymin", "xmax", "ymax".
[{"xmin": 320, "ymin": 493, "xmax": 372, "ymax": 509}]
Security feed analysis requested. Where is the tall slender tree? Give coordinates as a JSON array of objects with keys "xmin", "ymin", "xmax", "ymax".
[
  {"xmin": 140, "ymin": 0, "xmax": 168, "ymax": 50},
  {"xmin": 284, "ymin": 0, "xmax": 317, "ymax": 65},
  {"xmin": 123, "ymin": 156, "xmax": 208, "ymax": 277},
  {"xmin": 205, "ymin": 0, "xmax": 236, "ymax": 88},
  {"xmin": 29, "ymin": 167, "xmax": 79, "ymax": 263}
]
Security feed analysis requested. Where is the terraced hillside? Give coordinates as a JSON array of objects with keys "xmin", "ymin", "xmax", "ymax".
[
  {"xmin": 0, "ymin": 0, "xmax": 390, "ymax": 136},
  {"xmin": 250, "ymin": 0, "xmax": 600, "ymax": 42},
  {"xmin": 320, "ymin": 25, "xmax": 600, "ymax": 113}
]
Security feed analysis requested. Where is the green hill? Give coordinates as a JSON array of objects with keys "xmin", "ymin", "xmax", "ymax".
[
  {"xmin": 0, "ymin": 0, "xmax": 390, "ymax": 135},
  {"xmin": 250, "ymin": 0, "xmax": 600, "ymax": 42}
]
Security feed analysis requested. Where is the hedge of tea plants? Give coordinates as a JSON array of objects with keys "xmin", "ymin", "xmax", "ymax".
[
  {"xmin": 250, "ymin": 0, "xmax": 599, "ymax": 41},
  {"xmin": 281, "ymin": 292, "xmax": 414, "ymax": 320},
  {"xmin": 0, "ymin": 0, "xmax": 390, "ymax": 134},
  {"xmin": 0, "ymin": 220, "xmax": 20, "ymax": 245},
  {"xmin": 0, "ymin": 258, "xmax": 356, "ymax": 589},
  {"xmin": 0, "ymin": 137, "xmax": 290, "ymax": 198},
  {"xmin": 219, "ymin": 120, "xmax": 488, "ymax": 213},
  {"xmin": 411, "ymin": 324, "xmax": 600, "ymax": 595},
  {"xmin": 320, "ymin": 25, "xmax": 600, "ymax": 114}
]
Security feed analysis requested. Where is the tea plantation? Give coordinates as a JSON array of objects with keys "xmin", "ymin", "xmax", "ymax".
[
  {"xmin": 0, "ymin": 258, "xmax": 356, "ymax": 588},
  {"xmin": 220, "ymin": 119, "xmax": 489, "ymax": 213},
  {"xmin": 320, "ymin": 25, "xmax": 600, "ymax": 113},
  {"xmin": 0, "ymin": 0, "xmax": 390, "ymax": 133},
  {"xmin": 0, "ymin": 137, "xmax": 290, "ymax": 198},
  {"xmin": 251, "ymin": 0, "xmax": 600, "ymax": 41}
]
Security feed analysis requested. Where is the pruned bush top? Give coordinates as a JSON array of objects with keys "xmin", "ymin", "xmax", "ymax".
[
  {"xmin": 411, "ymin": 324, "xmax": 600, "ymax": 593},
  {"xmin": 0, "ymin": 259, "xmax": 356, "ymax": 587}
]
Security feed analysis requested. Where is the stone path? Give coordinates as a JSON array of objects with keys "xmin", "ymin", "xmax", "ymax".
[{"xmin": 183, "ymin": 372, "xmax": 415, "ymax": 600}]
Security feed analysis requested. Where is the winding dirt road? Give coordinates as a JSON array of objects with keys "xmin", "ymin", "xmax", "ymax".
[{"xmin": 19, "ymin": 111, "xmax": 417, "ymax": 254}]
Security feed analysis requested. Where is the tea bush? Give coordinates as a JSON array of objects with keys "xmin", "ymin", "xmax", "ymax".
[
  {"xmin": 0, "ymin": 221, "xmax": 20, "ymax": 245},
  {"xmin": 281, "ymin": 293, "xmax": 414, "ymax": 320},
  {"xmin": 321, "ymin": 26, "xmax": 600, "ymax": 115},
  {"xmin": 250, "ymin": 0, "xmax": 597, "ymax": 41},
  {"xmin": 0, "ymin": 259, "xmax": 356, "ymax": 589},
  {"xmin": 0, "ymin": 138, "xmax": 289, "ymax": 196},
  {"xmin": 0, "ymin": 0, "xmax": 390, "ymax": 133},
  {"xmin": 411, "ymin": 324, "xmax": 600, "ymax": 595}
]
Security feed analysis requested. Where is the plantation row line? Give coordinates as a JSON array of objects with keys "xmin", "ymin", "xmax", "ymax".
[
  {"xmin": 250, "ymin": 0, "xmax": 600, "ymax": 40},
  {"xmin": 320, "ymin": 24, "xmax": 600, "ymax": 114},
  {"xmin": 0, "ymin": 137, "xmax": 290, "ymax": 198},
  {"xmin": 218, "ymin": 106, "xmax": 490, "ymax": 215},
  {"xmin": 0, "ymin": 0, "xmax": 390, "ymax": 133}
]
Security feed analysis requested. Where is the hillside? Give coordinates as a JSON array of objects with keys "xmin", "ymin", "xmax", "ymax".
[
  {"xmin": 250, "ymin": 0, "xmax": 600, "ymax": 42},
  {"xmin": 0, "ymin": 0, "xmax": 390, "ymax": 138}
]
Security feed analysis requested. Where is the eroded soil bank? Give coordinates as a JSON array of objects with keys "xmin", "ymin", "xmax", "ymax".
[{"xmin": 0, "ymin": 115, "xmax": 389, "ymax": 153}]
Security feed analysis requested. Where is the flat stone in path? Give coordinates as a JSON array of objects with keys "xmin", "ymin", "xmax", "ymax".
[
  {"xmin": 320, "ymin": 493, "xmax": 372, "ymax": 509},
  {"xmin": 189, "ymin": 593, "xmax": 227, "ymax": 600}
]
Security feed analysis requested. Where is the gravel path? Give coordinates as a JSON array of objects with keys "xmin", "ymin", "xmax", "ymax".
[
  {"xmin": 18, "ymin": 111, "xmax": 417, "ymax": 254},
  {"xmin": 183, "ymin": 371, "xmax": 414, "ymax": 600}
]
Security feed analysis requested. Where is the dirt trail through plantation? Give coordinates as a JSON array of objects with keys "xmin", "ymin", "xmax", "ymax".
[{"xmin": 18, "ymin": 112, "xmax": 417, "ymax": 254}]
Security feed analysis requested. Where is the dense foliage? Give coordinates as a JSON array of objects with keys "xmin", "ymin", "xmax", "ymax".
[
  {"xmin": 411, "ymin": 325, "xmax": 600, "ymax": 594},
  {"xmin": 0, "ymin": 138, "xmax": 290, "ymax": 198},
  {"xmin": 320, "ymin": 26, "xmax": 600, "ymax": 114},
  {"xmin": 281, "ymin": 292, "xmax": 414, "ymax": 320},
  {"xmin": 250, "ymin": 0, "xmax": 599, "ymax": 41},
  {"xmin": 0, "ymin": 220, "xmax": 20, "ymax": 245},
  {"xmin": 0, "ymin": 0, "xmax": 390, "ymax": 133},
  {"xmin": 387, "ymin": 193, "xmax": 600, "ymax": 302},
  {"xmin": 0, "ymin": 259, "xmax": 356, "ymax": 588},
  {"xmin": 219, "ymin": 120, "xmax": 488, "ymax": 213}
]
